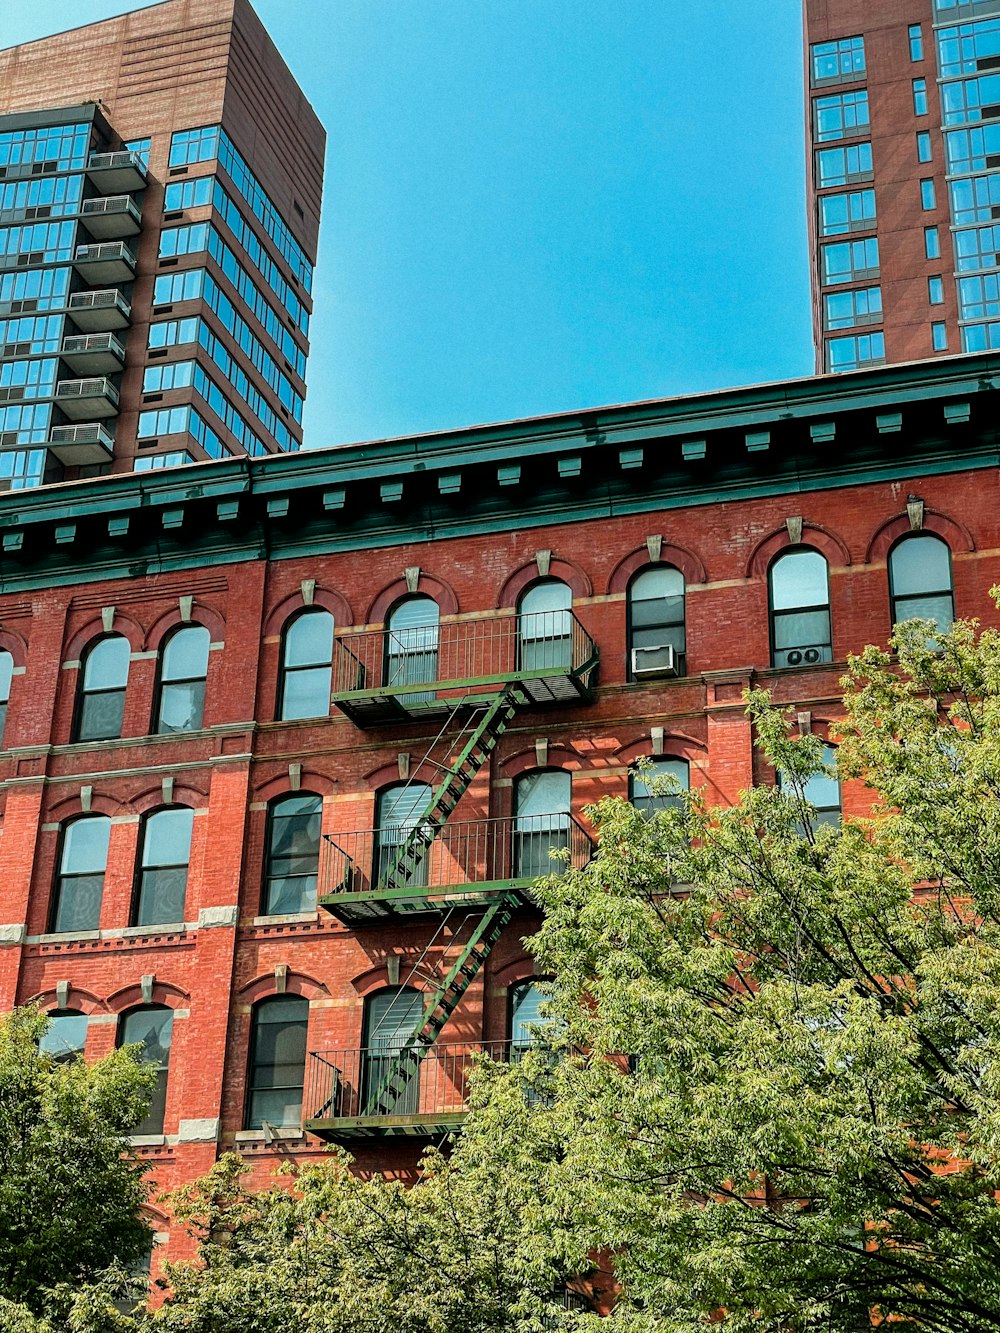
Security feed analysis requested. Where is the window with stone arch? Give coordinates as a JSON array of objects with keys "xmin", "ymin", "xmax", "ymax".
[
  {"xmin": 278, "ymin": 609, "xmax": 334, "ymax": 721},
  {"xmin": 385, "ymin": 595, "xmax": 439, "ymax": 701},
  {"xmin": 154, "ymin": 624, "xmax": 210, "ymax": 733},
  {"xmin": 263, "ymin": 793, "xmax": 322, "ymax": 915},
  {"xmin": 517, "ymin": 580, "xmax": 573, "ymax": 673},
  {"xmin": 768, "ymin": 549, "xmax": 833, "ymax": 668},
  {"xmin": 244, "ymin": 994, "xmax": 309, "ymax": 1130},
  {"xmin": 51, "ymin": 814, "xmax": 111, "ymax": 934},
  {"xmin": 627, "ymin": 566, "xmax": 686, "ymax": 677},
  {"xmin": 888, "ymin": 533, "xmax": 954, "ymax": 633},
  {"xmin": 118, "ymin": 1005, "xmax": 174, "ymax": 1135},
  {"xmin": 74, "ymin": 634, "xmax": 130, "ymax": 742},
  {"xmin": 132, "ymin": 807, "xmax": 194, "ymax": 927}
]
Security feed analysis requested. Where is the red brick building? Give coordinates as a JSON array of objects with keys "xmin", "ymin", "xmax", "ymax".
[{"xmin": 0, "ymin": 351, "xmax": 996, "ymax": 1279}]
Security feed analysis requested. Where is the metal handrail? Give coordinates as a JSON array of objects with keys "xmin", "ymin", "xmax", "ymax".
[
  {"xmin": 81, "ymin": 195, "xmax": 141, "ymax": 218},
  {"xmin": 56, "ymin": 377, "xmax": 120, "ymax": 403},
  {"xmin": 50, "ymin": 423, "xmax": 114, "ymax": 443},
  {"xmin": 61, "ymin": 333, "xmax": 125, "ymax": 357},
  {"xmin": 320, "ymin": 812, "xmax": 595, "ymax": 898},
  {"xmin": 68, "ymin": 289, "xmax": 131, "ymax": 314},
  {"xmin": 331, "ymin": 609, "xmax": 597, "ymax": 696},
  {"xmin": 305, "ymin": 1039, "xmax": 522, "ymax": 1122},
  {"xmin": 74, "ymin": 241, "xmax": 136, "ymax": 263},
  {"xmin": 88, "ymin": 150, "xmax": 147, "ymax": 174}
]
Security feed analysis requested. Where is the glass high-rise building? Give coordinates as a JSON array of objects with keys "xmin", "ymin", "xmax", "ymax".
[
  {"xmin": 803, "ymin": 0, "xmax": 1000, "ymax": 374},
  {"xmin": 0, "ymin": 0, "xmax": 324, "ymax": 489}
]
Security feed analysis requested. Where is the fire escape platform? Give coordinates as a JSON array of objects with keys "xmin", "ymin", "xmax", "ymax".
[
  {"xmin": 319, "ymin": 877, "xmax": 534, "ymax": 924},
  {"xmin": 304, "ymin": 1110, "xmax": 467, "ymax": 1141}
]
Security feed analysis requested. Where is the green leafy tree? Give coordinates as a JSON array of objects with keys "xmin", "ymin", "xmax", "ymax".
[
  {"xmin": 0, "ymin": 1007, "xmax": 155, "ymax": 1317},
  {"xmin": 480, "ymin": 610, "xmax": 1000, "ymax": 1330}
]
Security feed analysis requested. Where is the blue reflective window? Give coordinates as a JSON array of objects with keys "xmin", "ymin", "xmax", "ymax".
[
  {"xmin": 932, "ymin": 322, "xmax": 949, "ymax": 351},
  {"xmin": 826, "ymin": 332, "xmax": 885, "ymax": 372},
  {"xmin": 921, "ymin": 179, "xmax": 936, "ymax": 211},
  {"xmin": 814, "ymin": 91, "xmax": 870, "ymax": 142},
  {"xmin": 929, "ymin": 275, "xmax": 945, "ymax": 305},
  {"xmin": 811, "ymin": 36, "xmax": 865, "ymax": 83},
  {"xmin": 909, "ymin": 24, "xmax": 924, "ymax": 61},
  {"xmin": 939, "ymin": 20, "xmax": 1000, "ymax": 78},
  {"xmin": 824, "ymin": 286, "xmax": 882, "ymax": 330},
  {"xmin": 925, "ymin": 226, "xmax": 941, "ymax": 260},
  {"xmin": 816, "ymin": 142, "xmax": 873, "ymax": 187},
  {"xmin": 818, "ymin": 188, "xmax": 876, "ymax": 236},
  {"xmin": 822, "ymin": 237, "xmax": 879, "ymax": 285},
  {"xmin": 917, "ymin": 131, "xmax": 933, "ymax": 163},
  {"xmin": 913, "ymin": 78, "xmax": 929, "ymax": 116}
]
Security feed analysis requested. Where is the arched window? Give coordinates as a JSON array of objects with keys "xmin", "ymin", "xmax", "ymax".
[
  {"xmin": 39, "ymin": 1009, "xmax": 87, "ymax": 1063},
  {"xmin": 509, "ymin": 979, "xmax": 548, "ymax": 1056},
  {"xmin": 888, "ymin": 534, "xmax": 954, "ymax": 632},
  {"xmin": 279, "ymin": 609, "xmax": 334, "ymax": 721},
  {"xmin": 362, "ymin": 986, "xmax": 423, "ymax": 1115},
  {"xmin": 245, "ymin": 995, "xmax": 308, "ymax": 1130},
  {"xmin": 119, "ymin": 1005, "xmax": 173, "ymax": 1135},
  {"xmin": 628, "ymin": 567, "xmax": 686, "ymax": 677},
  {"xmin": 375, "ymin": 783, "xmax": 431, "ymax": 888},
  {"xmin": 51, "ymin": 815, "xmax": 111, "ymax": 934},
  {"xmin": 133, "ymin": 807, "xmax": 194, "ymax": 927},
  {"xmin": 629, "ymin": 756, "xmax": 690, "ymax": 817},
  {"xmin": 74, "ymin": 635, "xmax": 130, "ymax": 742},
  {"xmin": 0, "ymin": 649, "xmax": 13, "ymax": 747},
  {"xmin": 514, "ymin": 769, "xmax": 572, "ymax": 879},
  {"xmin": 518, "ymin": 581, "xmax": 572, "ymax": 673},
  {"xmin": 155, "ymin": 625, "xmax": 210, "ymax": 733},
  {"xmin": 768, "ymin": 550, "xmax": 833, "ymax": 669},
  {"xmin": 385, "ymin": 596, "xmax": 439, "ymax": 702},
  {"xmin": 263, "ymin": 794, "xmax": 322, "ymax": 915},
  {"xmin": 779, "ymin": 742, "xmax": 842, "ymax": 827}
]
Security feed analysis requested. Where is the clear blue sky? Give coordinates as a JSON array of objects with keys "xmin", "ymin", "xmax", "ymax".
[{"xmin": 4, "ymin": 0, "xmax": 812, "ymax": 446}]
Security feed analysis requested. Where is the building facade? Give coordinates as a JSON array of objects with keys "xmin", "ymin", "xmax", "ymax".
[
  {"xmin": 0, "ymin": 0, "xmax": 323, "ymax": 491},
  {"xmin": 804, "ymin": 0, "xmax": 1000, "ymax": 374},
  {"xmin": 0, "ymin": 353, "xmax": 995, "ymax": 1283}
]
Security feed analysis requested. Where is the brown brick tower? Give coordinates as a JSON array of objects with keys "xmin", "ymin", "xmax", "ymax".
[
  {"xmin": 0, "ymin": 0, "xmax": 324, "ymax": 488},
  {"xmin": 803, "ymin": 0, "xmax": 980, "ymax": 375}
]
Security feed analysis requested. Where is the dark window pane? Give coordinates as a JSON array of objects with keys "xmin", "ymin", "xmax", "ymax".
[
  {"xmin": 630, "ymin": 757, "xmax": 689, "ymax": 816},
  {"xmin": 773, "ymin": 608, "xmax": 833, "ymax": 652},
  {"xmin": 120, "ymin": 1006, "xmax": 173, "ymax": 1135},
  {"xmin": 76, "ymin": 688, "xmax": 126, "ymax": 742},
  {"xmin": 265, "ymin": 796, "xmax": 321, "ymax": 914},
  {"xmin": 53, "ymin": 873, "xmax": 105, "ymax": 932},
  {"xmin": 136, "ymin": 867, "xmax": 189, "ymax": 926},
  {"xmin": 246, "ymin": 997, "xmax": 307, "ymax": 1129},
  {"xmin": 39, "ymin": 1009, "xmax": 87, "ymax": 1062}
]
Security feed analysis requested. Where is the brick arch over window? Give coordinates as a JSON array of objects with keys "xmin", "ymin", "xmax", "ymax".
[
  {"xmin": 146, "ymin": 601, "xmax": 226, "ymax": 652},
  {"xmin": 363, "ymin": 758, "xmax": 440, "ymax": 791},
  {"xmin": 263, "ymin": 586, "xmax": 354, "ymax": 638},
  {"xmin": 65, "ymin": 612, "xmax": 144, "ymax": 662},
  {"xmin": 746, "ymin": 524, "xmax": 852, "ymax": 579},
  {"xmin": 365, "ymin": 574, "xmax": 459, "ymax": 626},
  {"xmin": 0, "ymin": 628, "xmax": 27, "ymax": 670},
  {"xmin": 350, "ymin": 963, "xmax": 439, "ymax": 997},
  {"xmin": 607, "ymin": 544, "xmax": 708, "ymax": 594},
  {"xmin": 498, "ymin": 557, "xmax": 592, "ymax": 608},
  {"xmin": 236, "ymin": 971, "xmax": 330, "ymax": 1005},
  {"xmin": 47, "ymin": 789, "xmax": 126, "ymax": 821},
  {"xmin": 866, "ymin": 509, "xmax": 974, "ymax": 564},
  {"xmin": 105, "ymin": 980, "xmax": 190, "ymax": 1013},
  {"xmin": 501, "ymin": 746, "xmax": 580, "ymax": 780},
  {"xmin": 131, "ymin": 781, "xmax": 208, "ymax": 814},
  {"xmin": 614, "ymin": 732, "xmax": 705, "ymax": 768},
  {"xmin": 26, "ymin": 985, "xmax": 105, "ymax": 1015},
  {"xmin": 254, "ymin": 769, "xmax": 336, "ymax": 803}
]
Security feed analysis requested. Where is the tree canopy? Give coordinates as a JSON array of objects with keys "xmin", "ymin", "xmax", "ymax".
[{"xmin": 0, "ymin": 1007, "xmax": 155, "ymax": 1321}]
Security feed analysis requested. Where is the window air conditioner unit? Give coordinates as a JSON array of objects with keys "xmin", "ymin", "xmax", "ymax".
[{"xmin": 631, "ymin": 644, "xmax": 678, "ymax": 679}]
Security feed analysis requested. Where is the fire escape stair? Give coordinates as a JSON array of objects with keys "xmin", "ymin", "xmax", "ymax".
[{"xmin": 360, "ymin": 892, "xmax": 519, "ymax": 1118}]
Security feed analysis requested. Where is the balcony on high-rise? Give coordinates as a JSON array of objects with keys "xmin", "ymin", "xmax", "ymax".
[
  {"xmin": 80, "ymin": 195, "xmax": 142, "ymax": 240},
  {"xmin": 59, "ymin": 333, "xmax": 126, "ymax": 376},
  {"xmin": 55, "ymin": 376, "xmax": 120, "ymax": 419},
  {"xmin": 85, "ymin": 149, "xmax": 148, "ymax": 195},
  {"xmin": 73, "ymin": 241, "xmax": 136, "ymax": 285},
  {"xmin": 67, "ymin": 290, "xmax": 131, "ymax": 332}
]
